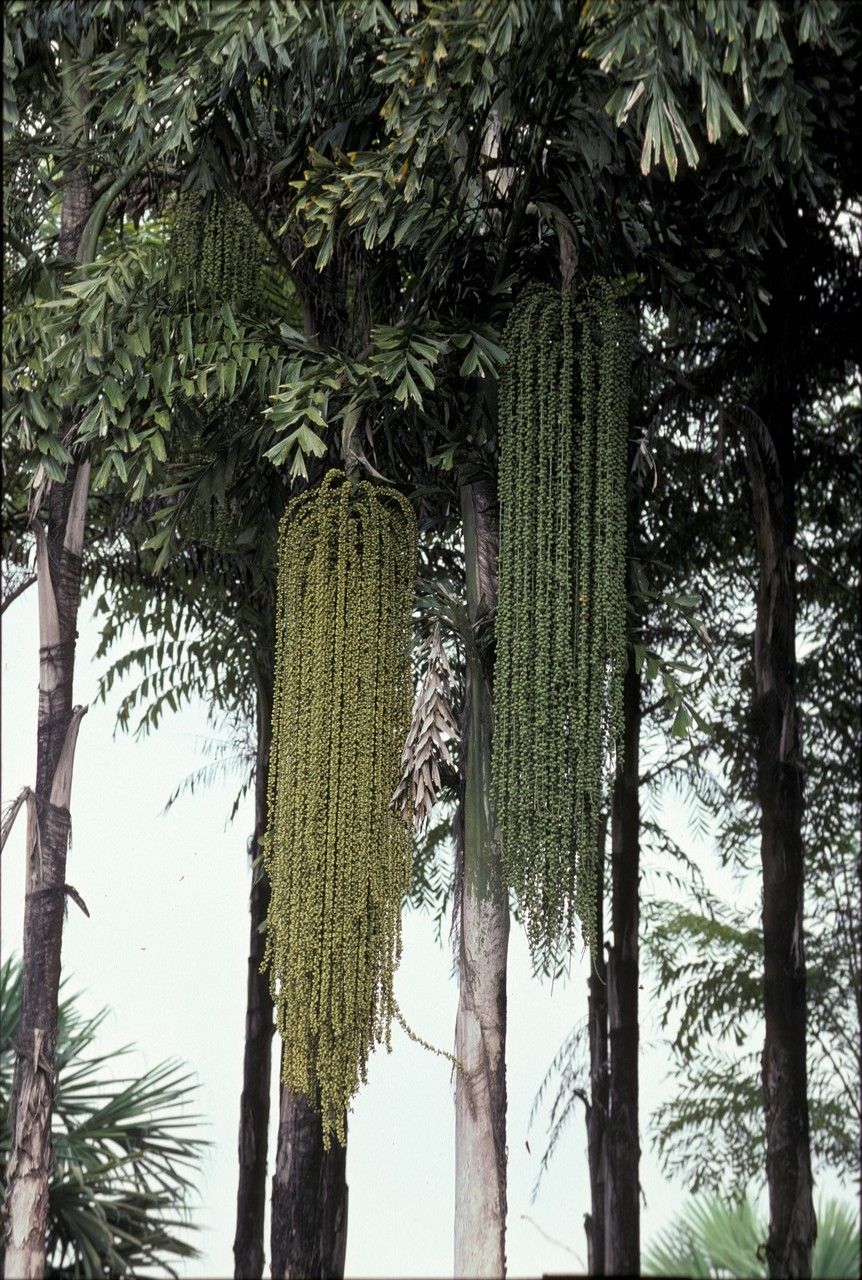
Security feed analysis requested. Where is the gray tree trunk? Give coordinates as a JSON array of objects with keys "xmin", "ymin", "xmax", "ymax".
[
  {"xmin": 454, "ymin": 476, "xmax": 509, "ymax": 1279},
  {"xmin": 2, "ymin": 470, "xmax": 91, "ymax": 1280}
]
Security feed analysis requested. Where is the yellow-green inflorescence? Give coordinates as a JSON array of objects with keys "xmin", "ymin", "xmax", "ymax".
[
  {"xmin": 171, "ymin": 192, "xmax": 261, "ymax": 307},
  {"xmin": 493, "ymin": 280, "xmax": 634, "ymax": 960},
  {"xmin": 262, "ymin": 470, "xmax": 417, "ymax": 1145}
]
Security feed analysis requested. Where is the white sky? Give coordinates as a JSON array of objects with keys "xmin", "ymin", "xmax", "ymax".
[{"xmin": 0, "ymin": 585, "xmax": 850, "ymax": 1277}]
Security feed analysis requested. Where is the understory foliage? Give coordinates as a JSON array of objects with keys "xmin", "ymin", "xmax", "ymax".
[
  {"xmin": 262, "ymin": 470, "xmax": 417, "ymax": 1144},
  {"xmin": 494, "ymin": 281, "xmax": 633, "ymax": 957}
]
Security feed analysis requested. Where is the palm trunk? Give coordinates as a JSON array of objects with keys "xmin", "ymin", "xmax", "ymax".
[
  {"xmin": 584, "ymin": 821, "xmax": 608, "ymax": 1275},
  {"xmin": 270, "ymin": 1090, "xmax": 347, "ymax": 1279},
  {"xmin": 454, "ymin": 476, "xmax": 509, "ymax": 1278},
  {"xmin": 604, "ymin": 661, "xmax": 641, "ymax": 1276},
  {"xmin": 233, "ymin": 688, "xmax": 275, "ymax": 1279},
  {"xmin": 747, "ymin": 413, "xmax": 815, "ymax": 1278},
  {"xmin": 2, "ymin": 466, "xmax": 90, "ymax": 1280}
]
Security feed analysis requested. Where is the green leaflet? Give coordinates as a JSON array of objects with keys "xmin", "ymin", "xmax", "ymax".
[
  {"xmin": 493, "ymin": 281, "xmax": 633, "ymax": 958},
  {"xmin": 261, "ymin": 470, "xmax": 417, "ymax": 1146}
]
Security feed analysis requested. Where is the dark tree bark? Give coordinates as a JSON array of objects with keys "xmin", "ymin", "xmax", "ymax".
[
  {"xmin": 746, "ymin": 393, "xmax": 815, "ymax": 1280},
  {"xmin": 737, "ymin": 200, "xmax": 817, "ymax": 1278},
  {"xmin": 454, "ymin": 476, "xmax": 508, "ymax": 1278},
  {"xmin": 584, "ymin": 821, "xmax": 608, "ymax": 1276},
  {"xmin": 604, "ymin": 662, "xmax": 641, "ymax": 1277},
  {"xmin": 270, "ymin": 1089, "xmax": 347, "ymax": 1279},
  {"xmin": 233, "ymin": 689, "xmax": 275, "ymax": 1280}
]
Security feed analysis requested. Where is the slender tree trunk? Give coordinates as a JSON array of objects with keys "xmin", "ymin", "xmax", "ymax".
[
  {"xmin": 747, "ymin": 412, "xmax": 815, "ymax": 1278},
  {"xmin": 270, "ymin": 1089, "xmax": 347, "ymax": 1279},
  {"xmin": 2, "ymin": 465, "xmax": 90, "ymax": 1280},
  {"xmin": 233, "ymin": 689, "xmax": 275, "ymax": 1280},
  {"xmin": 604, "ymin": 662, "xmax": 641, "ymax": 1277},
  {"xmin": 2, "ymin": 56, "xmax": 94, "ymax": 1271},
  {"xmin": 740, "ymin": 203, "xmax": 816, "ymax": 1277},
  {"xmin": 267, "ymin": 253, "xmax": 353, "ymax": 1280},
  {"xmin": 454, "ymin": 476, "xmax": 509, "ymax": 1279},
  {"xmin": 584, "ymin": 820, "xmax": 608, "ymax": 1276}
]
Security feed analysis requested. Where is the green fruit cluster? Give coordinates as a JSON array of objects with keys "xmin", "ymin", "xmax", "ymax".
[
  {"xmin": 171, "ymin": 193, "xmax": 261, "ymax": 307},
  {"xmin": 261, "ymin": 470, "xmax": 417, "ymax": 1145},
  {"xmin": 182, "ymin": 498, "xmax": 234, "ymax": 552},
  {"xmin": 493, "ymin": 280, "xmax": 633, "ymax": 958}
]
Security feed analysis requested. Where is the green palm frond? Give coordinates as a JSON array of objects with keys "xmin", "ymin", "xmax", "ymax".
[
  {"xmin": 812, "ymin": 1200, "xmax": 862, "ymax": 1280},
  {"xmin": 0, "ymin": 956, "xmax": 207, "ymax": 1278},
  {"xmin": 643, "ymin": 1193, "xmax": 860, "ymax": 1279},
  {"xmin": 645, "ymin": 1195, "xmax": 764, "ymax": 1278}
]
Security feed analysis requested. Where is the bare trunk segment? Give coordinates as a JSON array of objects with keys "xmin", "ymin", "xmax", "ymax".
[
  {"xmin": 233, "ymin": 691, "xmax": 275, "ymax": 1280},
  {"xmin": 604, "ymin": 662, "xmax": 641, "ymax": 1277},
  {"xmin": 584, "ymin": 822, "xmax": 608, "ymax": 1275},
  {"xmin": 454, "ymin": 477, "xmax": 509, "ymax": 1279},
  {"xmin": 270, "ymin": 1088, "xmax": 347, "ymax": 1279},
  {"xmin": 3, "ymin": 468, "xmax": 90, "ymax": 1280},
  {"xmin": 747, "ymin": 414, "xmax": 815, "ymax": 1278}
]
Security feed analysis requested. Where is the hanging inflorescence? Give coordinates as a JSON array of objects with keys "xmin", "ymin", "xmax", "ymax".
[
  {"xmin": 262, "ymin": 470, "xmax": 417, "ymax": 1145},
  {"xmin": 493, "ymin": 280, "xmax": 634, "ymax": 959},
  {"xmin": 171, "ymin": 193, "xmax": 261, "ymax": 307}
]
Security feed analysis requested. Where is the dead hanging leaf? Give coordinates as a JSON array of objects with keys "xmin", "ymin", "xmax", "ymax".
[
  {"xmin": 0, "ymin": 787, "xmax": 35, "ymax": 855},
  {"xmin": 393, "ymin": 627, "xmax": 459, "ymax": 831},
  {"xmin": 63, "ymin": 884, "xmax": 90, "ymax": 917}
]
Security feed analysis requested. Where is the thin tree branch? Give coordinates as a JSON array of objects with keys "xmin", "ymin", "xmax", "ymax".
[{"xmin": 1, "ymin": 574, "xmax": 37, "ymax": 614}]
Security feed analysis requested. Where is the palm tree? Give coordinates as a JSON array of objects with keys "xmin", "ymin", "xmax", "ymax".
[
  {"xmin": 0, "ymin": 956, "xmax": 205, "ymax": 1278},
  {"xmin": 643, "ymin": 1194, "xmax": 860, "ymax": 1280}
]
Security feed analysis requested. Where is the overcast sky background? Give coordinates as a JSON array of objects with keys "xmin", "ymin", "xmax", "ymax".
[{"xmin": 1, "ymin": 584, "xmax": 850, "ymax": 1277}]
